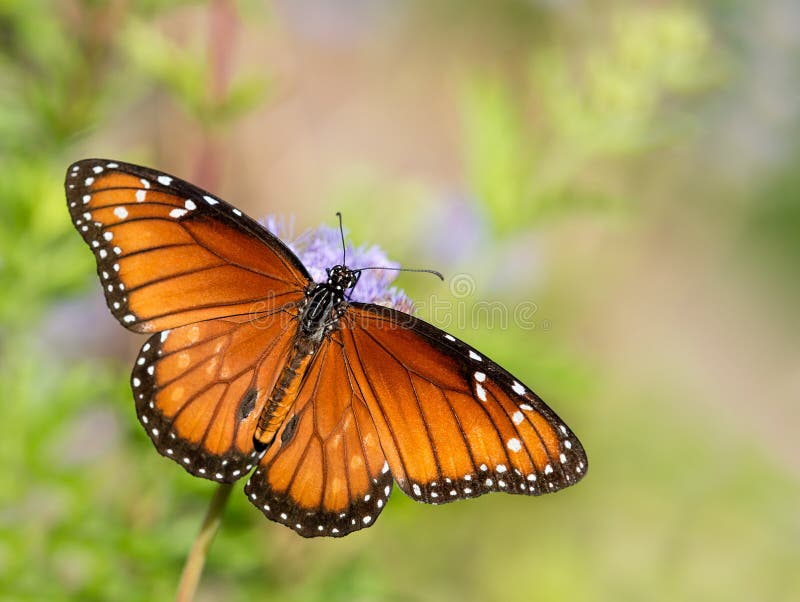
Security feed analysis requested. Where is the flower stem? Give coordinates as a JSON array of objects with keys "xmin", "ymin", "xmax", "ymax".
[{"xmin": 175, "ymin": 483, "xmax": 234, "ymax": 602}]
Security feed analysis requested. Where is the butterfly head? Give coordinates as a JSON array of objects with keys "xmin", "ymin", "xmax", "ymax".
[{"xmin": 326, "ymin": 265, "xmax": 359, "ymax": 292}]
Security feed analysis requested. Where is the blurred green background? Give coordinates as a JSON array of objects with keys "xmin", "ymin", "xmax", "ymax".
[{"xmin": 1, "ymin": 1, "xmax": 798, "ymax": 600}]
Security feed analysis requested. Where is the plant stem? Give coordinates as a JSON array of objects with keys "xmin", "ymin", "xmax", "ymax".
[{"xmin": 175, "ymin": 483, "xmax": 234, "ymax": 602}]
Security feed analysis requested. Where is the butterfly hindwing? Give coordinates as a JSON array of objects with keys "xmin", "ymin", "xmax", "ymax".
[
  {"xmin": 65, "ymin": 159, "xmax": 311, "ymax": 333},
  {"xmin": 133, "ymin": 305, "xmax": 303, "ymax": 482},
  {"xmin": 341, "ymin": 303, "xmax": 588, "ymax": 504},
  {"xmin": 245, "ymin": 334, "xmax": 393, "ymax": 537}
]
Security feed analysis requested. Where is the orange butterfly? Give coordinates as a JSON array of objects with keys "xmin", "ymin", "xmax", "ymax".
[{"xmin": 66, "ymin": 159, "xmax": 587, "ymax": 537}]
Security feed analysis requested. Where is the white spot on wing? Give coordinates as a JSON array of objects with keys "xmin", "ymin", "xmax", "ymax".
[
  {"xmin": 507, "ymin": 438, "xmax": 522, "ymax": 452},
  {"xmin": 468, "ymin": 350, "xmax": 482, "ymax": 361},
  {"xmin": 512, "ymin": 381, "xmax": 526, "ymax": 395},
  {"xmin": 114, "ymin": 207, "xmax": 128, "ymax": 219},
  {"xmin": 136, "ymin": 190, "xmax": 146, "ymax": 202},
  {"xmin": 185, "ymin": 199, "xmax": 196, "ymax": 210},
  {"xmin": 203, "ymin": 195, "xmax": 218, "ymax": 205},
  {"xmin": 512, "ymin": 411, "xmax": 524, "ymax": 425},
  {"xmin": 157, "ymin": 175, "xmax": 172, "ymax": 186},
  {"xmin": 474, "ymin": 371, "xmax": 486, "ymax": 382},
  {"xmin": 169, "ymin": 208, "xmax": 187, "ymax": 218},
  {"xmin": 475, "ymin": 383, "xmax": 487, "ymax": 402}
]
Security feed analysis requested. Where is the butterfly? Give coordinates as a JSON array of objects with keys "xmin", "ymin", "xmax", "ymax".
[{"xmin": 65, "ymin": 159, "xmax": 588, "ymax": 538}]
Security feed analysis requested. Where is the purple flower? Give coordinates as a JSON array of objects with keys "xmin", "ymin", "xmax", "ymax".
[{"xmin": 260, "ymin": 215, "xmax": 414, "ymax": 312}]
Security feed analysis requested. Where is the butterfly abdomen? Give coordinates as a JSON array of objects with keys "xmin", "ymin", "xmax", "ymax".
[{"xmin": 253, "ymin": 336, "xmax": 319, "ymax": 450}]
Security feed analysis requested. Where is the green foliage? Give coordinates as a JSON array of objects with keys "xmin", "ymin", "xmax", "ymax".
[
  {"xmin": 461, "ymin": 4, "xmax": 722, "ymax": 234},
  {"xmin": 122, "ymin": 20, "xmax": 270, "ymax": 128},
  {"xmin": 0, "ymin": 156, "xmax": 94, "ymax": 327}
]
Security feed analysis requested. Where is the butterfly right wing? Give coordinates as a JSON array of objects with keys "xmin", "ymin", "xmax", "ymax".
[
  {"xmin": 133, "ymin": 303, "xmax": 304, "ymax": 482},
  {"xmin": 66, "ymin": 159, "xmax": 311, "ymax": 333},
  {"xmin": 339, "ymin": 303, "xmax": 588, "ymax": 503}
]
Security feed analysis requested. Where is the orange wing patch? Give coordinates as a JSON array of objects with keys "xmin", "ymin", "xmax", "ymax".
[
  {"xmin": 133, "ymin": 306, "xmax": 303, "ymax": 482},
  {"xmin": 245, "ymin": 335, "xmax": 393, "ymax": 537},
  {"xmin": 341, "ymin": 303, "xmax": 587, "ymax": 503},
  {"xmin": 65, "ymin": 159, "xmax": 310, "ymax": 333}
]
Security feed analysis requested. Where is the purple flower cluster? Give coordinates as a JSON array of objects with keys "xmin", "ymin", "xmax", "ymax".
[{"xmin": 260, "ymin": 215, "xmax": 414, "ymax": 313}]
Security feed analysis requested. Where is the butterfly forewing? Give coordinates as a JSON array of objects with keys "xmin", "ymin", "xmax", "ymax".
[
  {"xmin": 65, "ymin": 159, "xmax": 311, "ymax": 332},
  {"xmin": 341, "ymin": 303, "xmax": 588, "ymax": 503},
  {"xmin": 245, "ymin": 335, "xmax": 393, "ymax": 537}
]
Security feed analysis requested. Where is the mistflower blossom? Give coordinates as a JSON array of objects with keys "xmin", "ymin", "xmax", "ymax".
[{"xmin": 260, "ymin": 215, "xmax": 414, "ymax": 313}]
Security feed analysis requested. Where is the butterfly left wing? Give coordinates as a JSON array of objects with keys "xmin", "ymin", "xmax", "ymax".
[
  {"xmin": 244, "ymin": 334, "xmax": 393, "ymax": 538},
  {"xmin": 339, "ymin": 303, "xmax": 588, "ymax": 504},
  {"xmin": 133, "ymin": 304, "xmax": 303, "ymax": 482},
  {"xmin": 65, "ymin": 159, "xmax": 311, "ymax": 333}
]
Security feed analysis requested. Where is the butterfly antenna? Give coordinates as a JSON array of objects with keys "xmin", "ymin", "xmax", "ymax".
[
  {"xmin": 357, "ymin": 266, "xmax": 445, "ymax": 281},
  {"xmin": 336, "ymin": 212, "xmax": 347, "ymax": 266}
]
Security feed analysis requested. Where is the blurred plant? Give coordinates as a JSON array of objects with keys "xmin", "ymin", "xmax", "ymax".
[
  {"xmin": 462, "ymin": 4, "xmax": 723, "ymax": 233},
  {"xmin": 122, "ymin": 18, "xmax": 269, "ymax": 130}
]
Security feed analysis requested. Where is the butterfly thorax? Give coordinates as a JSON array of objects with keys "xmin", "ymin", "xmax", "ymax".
[{"xmin": 253, "ymin": 265, "xmax": 358, "ymax": 451}]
